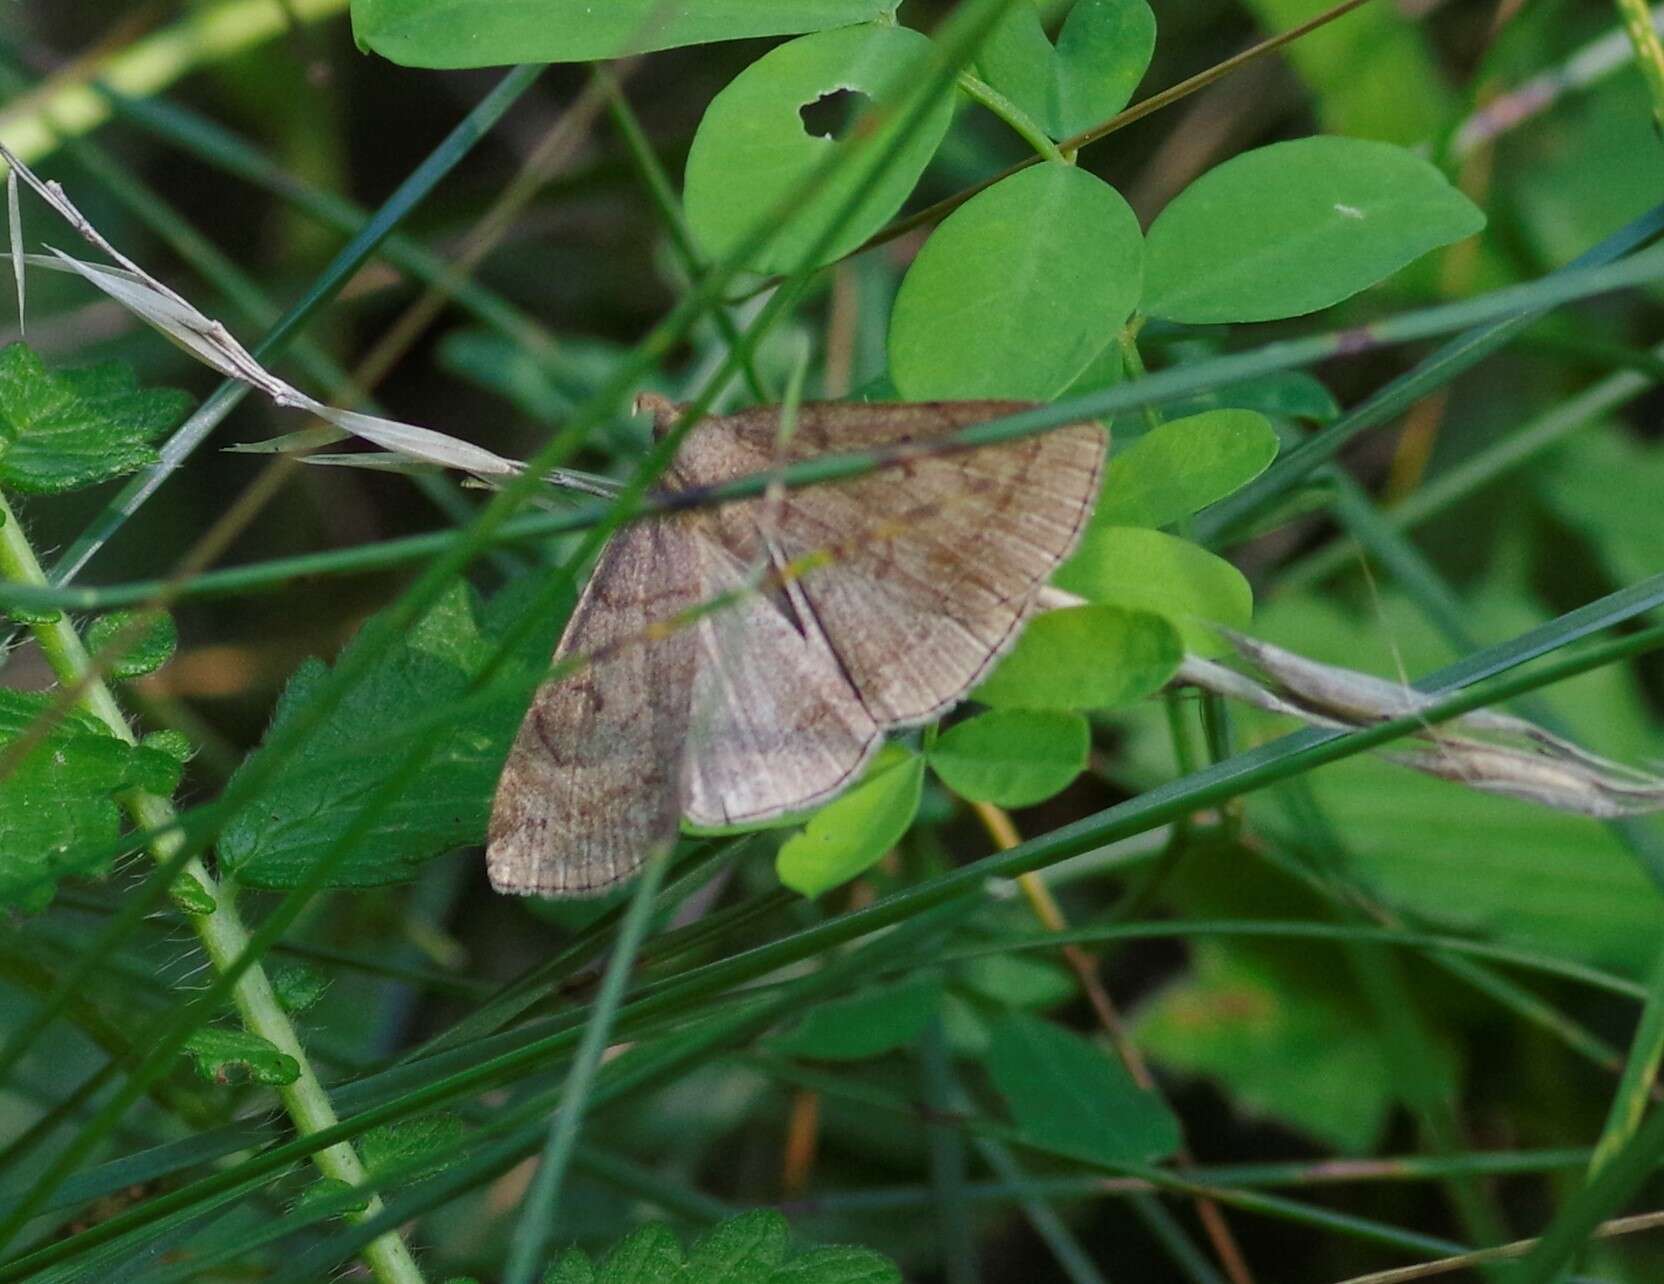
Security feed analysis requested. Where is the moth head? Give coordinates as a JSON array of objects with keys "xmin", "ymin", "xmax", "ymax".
[{"xmin": 634, "ymin": 392, "xmax": 685, "ymax": 441}]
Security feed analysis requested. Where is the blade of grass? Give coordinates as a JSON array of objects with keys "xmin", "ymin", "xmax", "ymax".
[
  {"xmin": 920, "ymin": 1017, "xmax": 979, "ymax": 1284},
  {"xmin": 11, "ymin": 238, "xmax": 1664, "ymax": 622},
  {"xmin": 1588, "ymin": 947, "xmax": 1664, "ymax": 1174},
  {"xmin": 0, "ymin": 492, "xmax": 426, "ymax": 1284},
  {"xmin": 45, "ymin": 62, "xmax": 545, "ymax": 585},
  {"xmin": 500, "ymin": 847, "xmax": 671, "ymax": 1284},
  {"xmin": 0, "ymin": 2, "xmax": 1019, "ymax": 1255},
  {"xmin": 1277, "ymin": 346, "xmax": 1664, "ymax": 593},
  {"xmin": 8, "ymin": 559, "xmax": 1663, "ymax": 1272}
]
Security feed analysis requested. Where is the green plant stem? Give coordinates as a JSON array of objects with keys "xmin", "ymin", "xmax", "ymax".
[
  {"xmin": 501, "ymin": 847, "xmax": 672, "ymax": 1284},
  {"xmin": 1590, "ymin": 946, "xmax": 1664, "ymax": 1174},
  {"xmin": 956, "ymin": 70, "xmax": 1067, "ymax": 163},
  {"xmin": 0, "ymin": 492, "xmax": 426, "ymax": 1284},
  {"xmin": 1615, "ymin": 0, "xmax": 1664, "ymax": 129}
]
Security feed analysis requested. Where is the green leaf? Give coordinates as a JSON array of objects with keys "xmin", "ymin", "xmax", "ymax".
[
  {"xmin": 1135, "ymin": 944, "xmax": 1400, "ymax": 1153},
  {"xmin": 293, "ymin": 1176, "xmax": 367, "ymax": 1220},
  {"xmin": 544, "ymin": 1250, "xmax": 596, "ymax": 1284},
  {"xmin": 928, "ymin": 709, "xmax": 1089, "ymax": 806},
  {"xmin": 352, "ymin": 0, "xmax": 900, "ymax": 67},
  {"xmin": 551, "ymin": 1214, "xmax": 900, "ymax": 1284},
  {"xmin": 684, "ymin": 25, "xmax": 956, "ymax": 275},
  {"xmin": 142, "ymin": 728, "xmax": 194, "ymax": 764},
  {"xmin": 768, "ymin": 973, "xmax": 944, "ymax": 1060},
  {"xmin": 1142, "ymin": 136, "xmax": 1485, "ymax": 323},
  {"xmin": 270, "ymin": 961, "xmax": 331, "ymax": 1013},
  {"xmin": 166, "ymin": 871, "xmax": 216, "ymax": 917},
  {"xmin": 0, "ymin": 689, "xmax": 177, "ymax": 912},
  {"xmin": 957, "ymin": 953, "xmax": 1075, "ymax": 1010},
  {"xmin": 776, "ymin": 748, "xmax": 924, "ymax": 898},
  {"xmin": 360, "ymin": 1113, "xmax": 467, "ymax": 1185},
  {"xmin": 1094, "ymin": 410, "xmax": 1280, "ymax": 529},
  {"xmin": 1157, "ymin": 370, "xmax": 1339, "ymax": 424},
  {"xmin": 889, "ymin": 164, "xmax": 1142, "ymax": 401},
  {"xmin": 1237, "ymin": 0, "xmax": 1453, "ymax": 144},
  {"xmin": 1055, "ymin": 527, "xmax": 1252, "ymax": 655},
  {"xmin": 0, "ymin": 343, "xmax": 191, "ymax": 494},
  {"xmin": 219, "ymin": 582, "xmax": 546, "ymax": 889},
  {"xmin": 1536, "ymin": 429, "xmax": 1664, "ymax": 588},
  {"xmin": 180, "ymin": 1027, "xmax": 300, "ymax": 1086},
  {"xmin": 84, "ymin": 610, "xmax": 178, "ymax": 680},
  {"xmin": 769, "ymin": 1247, "xmax": 900, "ymax": 1284},
  {"xmin": 972, "ymin": 605, "xmax": 1181, "ymax": 710},
  {"xmin": 986, "ymin": 1011, "xmax": 1181, "ymax": 1164},
  {"xmin": 686, "ymin": 1209, "xmax": 790, "ymax": 1282},
  {"xmin": 977, "ymin": 0, "xmax": 1156, "ymax": 139},
  {"xmin": 598, "ymin": 1224, "xmax": 684, "ymax": 1282}
]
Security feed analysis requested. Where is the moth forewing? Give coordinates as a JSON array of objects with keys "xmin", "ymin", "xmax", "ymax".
[{"xmin": 486, "ymin": 518, "xmax": 699, "ymax": 897}]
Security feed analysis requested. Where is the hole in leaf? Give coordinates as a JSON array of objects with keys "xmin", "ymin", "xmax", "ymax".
[{"xmin": 799, "ymin": 88, "xmax": 872, "ymax": 141}]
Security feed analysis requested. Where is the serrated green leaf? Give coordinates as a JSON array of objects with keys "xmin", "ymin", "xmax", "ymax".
[
  {"xmin": 768, "ymin": 973, "xmax": 943, "ymax": 1060},
  {"xmin": 292, "ymin": 1176, "xmax": 368, "ymax": 1220},
  {"xmin": 1143, "ymin": 137, "xmax": 1485, "ymax": 324},
  {"xmin": 686, "ymin": 1209, "xmax": 790, "ymax": 1283},
  {"xmin": 219, "ymin": 582, "xmax": 548, "ymax": 888},
  {"xmin": 0, "ymin": 689, "xmax": 171, "ymax": 912},
  {"xmin": 167, "ymin": 871, "xmax": 216, "ymax": 917},
  {"xmin": 684, "ymin": 26, "xmax": 955, "ymax": 274},
  {"xmin": 270, "ymin": 961, "xmax": 331, "ymax": 1013},
  {"xmin": 597, "ymin": 1223, "xmax": 684, "ymax": 1282},
  {"xmin": 890, "ymin": 164, "xmax": 1142, "ymax": 400},
  {"xmin": 85, "ymin": 610, "xmax": 178, "ymax": 680},
  {"xmin": 142, "ymin": 728, "xmax": 194, "ymax": 763},
  {"xmin": 4, "ymin": 600, "xmax": 60, "ymax": 625},
  {"xmin": 973, "ymin": 605, "xmax": 1180, "ymax": 710},
  {"xmin": 1094, "ymin": 410, "xmax": 1280, "ymax": 529},
  {"xmin": 544, "ymin": 1249, "xmax": 596, "ymax": 1284},
  {"xmin": 128, "ymin": 742, "xmax": 184, "ymax": 796},
  {"xmin": 1055, "ymin": 527, "xmax": 1252, "ymax": 655},
  {"xmin": 987, "ymin": 1011, "xmax": 1181, "ymax": 1164},
  {"xmin": 776, "ymin": 749, "xmax": 924, "ymax": 898},
  {"xmin": 768, "ymin": 1246, "xmax": 901, "ymax": 1284},
  {"xmin": 352, "ymin": 0, "xmax": 899, "ymax": 67},
  {"xmin": 180, "ymin": 1027, "xmax": 300, "ymax": 1086},
  {"xmin": 548, "ymin": 1215, "xmax": 903, "ymax": 1284},
  {"xmin": 929, "ymin": 708, "xmax": 1089, "ymax": 806},
  {"xmin": 977, "ymin": 0, "xmax": 1156, "ymax": 139},
  {"xmin": 0, "ymin": 343, "xmax": 191, "ymax": 494},
  {"xmin": 359, "ymin": 1113, "xmax": 466, "ymax": 1184}
]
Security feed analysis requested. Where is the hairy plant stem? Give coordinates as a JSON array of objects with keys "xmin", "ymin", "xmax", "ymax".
[{"xmin": 0, "ymin": 491, "xmax": 426, "ymax": 1284}]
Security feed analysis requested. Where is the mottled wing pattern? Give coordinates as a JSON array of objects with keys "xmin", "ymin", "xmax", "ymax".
[
  {"xmin": 673, "ymin": 401, "xmax": 1107, "ymax": 727},
  {"xmin": 683, "ymin": 525, "xmax": 882, "ymax": 826},
  {"xmin": 487, "ymin": 518, "xmax": 698, "ymax": 897}
]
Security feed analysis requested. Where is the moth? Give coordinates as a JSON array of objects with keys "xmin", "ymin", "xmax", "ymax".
[{"xmin": 487, "ymin": 398, "xmax": 1107, "ymax": 896}]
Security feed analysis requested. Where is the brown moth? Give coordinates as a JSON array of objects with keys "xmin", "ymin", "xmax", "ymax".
[{"xmin": 487, "ymin": 398, "xmax": 1107, "ymax": 896}]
